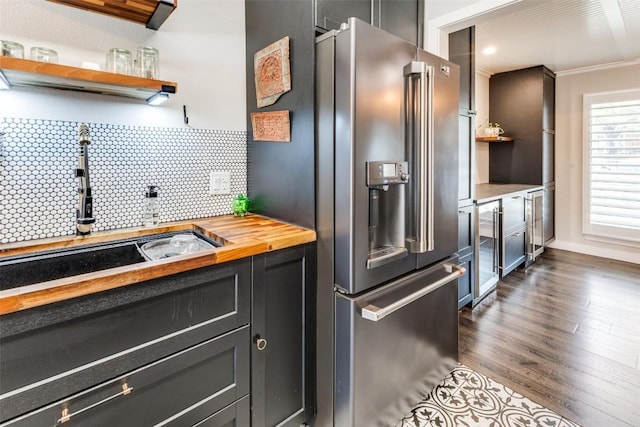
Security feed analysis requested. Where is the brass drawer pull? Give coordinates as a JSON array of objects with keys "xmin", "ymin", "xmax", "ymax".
[{"xmin": 57, "ymin": 382, "xmax": 133, "ymax": 424}]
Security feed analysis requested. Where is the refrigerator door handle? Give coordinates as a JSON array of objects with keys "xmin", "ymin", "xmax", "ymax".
[
  {"xmin": 404, "ymin": 61, "xmax": 434, "ymax": 253},
  {"xmin": 360, "ymin": 263, "xmax": 465, "ymax": 321}
]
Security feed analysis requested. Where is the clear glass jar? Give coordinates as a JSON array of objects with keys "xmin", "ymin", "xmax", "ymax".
[
  {"xmin": 135, "ymin": 46, "xmax": 159, "ymax": 79},
  {"xmin": 1, "ymin": 40, "xmax": 24, "ymax": 58},
  {"xmin": 106, "ymin": 48, "xmax": 133, "ymax": 75},
  {"xmin": 30, "ymin": 47, "xmax": 58, "ymax": 63}
]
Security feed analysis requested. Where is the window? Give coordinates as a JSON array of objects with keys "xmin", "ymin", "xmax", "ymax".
[{"xmin": 583, "ymin": 89, "xmax": 640, "ymax": 246}]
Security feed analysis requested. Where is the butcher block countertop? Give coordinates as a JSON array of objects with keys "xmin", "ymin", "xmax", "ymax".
[
  {"xmin": 0, "ymin": 214, "xmax": 316, "ymax": 316},
  {"xmin": 475, "ymin": 183, "xmax": 544, "ymax": 204}
]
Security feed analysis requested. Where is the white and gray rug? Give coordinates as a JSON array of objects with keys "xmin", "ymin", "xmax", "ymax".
[{"xmin": 398, "ymin": 365, "xmax": 581, "ymax": 427}]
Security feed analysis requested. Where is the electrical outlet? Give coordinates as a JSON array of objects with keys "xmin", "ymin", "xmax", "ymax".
[{"xmin": 209, "ymin": 171, "xmax": 231, "ymax": 195}]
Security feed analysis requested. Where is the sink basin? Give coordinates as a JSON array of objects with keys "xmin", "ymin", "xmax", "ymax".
[
  {"xmin": 138, "ymin": 233, "xmax": 217, "ymax": 260},
  {"xmin": 0, "ymin": 231, "xmax": 221, "ymax": 291}
]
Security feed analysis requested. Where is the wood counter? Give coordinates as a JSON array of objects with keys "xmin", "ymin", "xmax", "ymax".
[{"xmin": 0, "ymin": 214, "xmax": 316, "ymax": 315}]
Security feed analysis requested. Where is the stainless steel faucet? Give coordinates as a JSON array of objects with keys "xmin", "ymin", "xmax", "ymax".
[{"xmin": 76, "ymin": 124, "xmax": 95, "ymax": 235}]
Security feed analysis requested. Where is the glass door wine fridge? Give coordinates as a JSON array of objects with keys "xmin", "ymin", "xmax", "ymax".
[{"xmin": 475, "ymin": 200, "xmax": 500, "ymax": 302}]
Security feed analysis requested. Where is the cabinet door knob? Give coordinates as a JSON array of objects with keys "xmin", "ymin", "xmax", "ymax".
[{"xmin": 254, "ymin": 335, "xmax": 268, "ymax": 351}]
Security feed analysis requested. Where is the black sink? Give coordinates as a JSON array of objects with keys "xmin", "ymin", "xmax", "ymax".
[{"xmin": 0, "ymin": 231, "xmax": 221, "ymax": 291}]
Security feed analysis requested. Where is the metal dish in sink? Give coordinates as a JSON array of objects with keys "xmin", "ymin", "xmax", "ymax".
[{"xmin": 138, "ymin": 233, "xmax": 218, "ymax": 261}]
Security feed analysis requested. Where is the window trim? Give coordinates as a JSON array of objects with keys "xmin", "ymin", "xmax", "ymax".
[{"xmin": 582, "ymin": 88, "xmax": 640, "ymax": 247}]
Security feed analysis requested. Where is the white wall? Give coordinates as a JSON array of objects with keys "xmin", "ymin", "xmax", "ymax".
[
  {"xmin": 474, "ymin": 70, "xmax": 490, "ymax": 183},
  {"xmin": 553, "ymin": 63, "xmax": 640, "ymax": 264},
  {"xmin": 0, "ymin": 0, "xmax": 246, "ymax": 131}
]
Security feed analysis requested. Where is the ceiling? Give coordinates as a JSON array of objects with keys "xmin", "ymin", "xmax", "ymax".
[{"xmin": 469, "ymin": 0, "xmax": 640, "ymax": 74}]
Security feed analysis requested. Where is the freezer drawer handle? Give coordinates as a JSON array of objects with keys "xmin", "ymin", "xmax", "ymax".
[
  {"xmin": 360, "ymin": 264, "xmax": 465, "ymax": 321},
  {"xmin": 57, "ymin": 382, "xmax": 133, "ymax": 424}
]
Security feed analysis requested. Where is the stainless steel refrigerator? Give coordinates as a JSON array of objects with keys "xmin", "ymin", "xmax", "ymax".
[{"xmin": 315, "ymin": 18, "xmax": 464, "ymax": 427}]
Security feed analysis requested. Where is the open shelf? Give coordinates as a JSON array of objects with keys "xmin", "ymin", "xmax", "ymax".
[
  {"xmin": 0, "ymin": 57, "xmax": 177, "ymax": 102},
  {"xmin": 475, "ymin": 136, "xmax": 514, "ymax": 142},
  {"xmin": 47, "ymin": 0, "xmax": 177, "ymax": 30}
]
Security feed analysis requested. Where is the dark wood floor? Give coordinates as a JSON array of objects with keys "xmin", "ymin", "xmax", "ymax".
[{"xmin": 459, "ymin": 248, "xmax": 640, "ymax": 427}]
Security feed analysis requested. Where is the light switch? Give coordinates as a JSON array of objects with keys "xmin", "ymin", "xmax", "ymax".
[{"xmin": 209, "ymin": 171, "xmax": 231, "ymax": 195}]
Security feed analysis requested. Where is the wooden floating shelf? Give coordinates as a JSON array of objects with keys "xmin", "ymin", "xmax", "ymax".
[
  {"xmin": 0, "ymin": 57, "xmax": 177, "ymax": 102},
  {"xmin": 475, "ymin": 136, "xmax": 514, "ymax": 142},
  {"xmin": 47, "ymin": 0, "xmax": 177, "ymax": 30}
]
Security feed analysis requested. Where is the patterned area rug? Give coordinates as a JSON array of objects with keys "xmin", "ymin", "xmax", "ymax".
[{"xmin": 398, "ymin": 365, "xmax": 581, "ymax": 427}]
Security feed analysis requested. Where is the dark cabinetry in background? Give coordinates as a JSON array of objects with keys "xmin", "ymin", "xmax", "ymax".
[
  {"xmin": 316, "ymin": 0, "xmax": 423, "ymax": 46},
  {"xmin": 245, "ymin": 0, "xmax": 423, "ymax": 229},
  {"xmin": 489, "ymin": 66, "xmax": 555, "ymax": 185},
  {"xmin": 449, "ymin": 26, "xmax": 476, "ymax": 308},
  {"xmin": 489, "ymin": 65, "xmax": 555, "ymax": 245},
  {"xmin": 252, "ymin": 244, "xmax": 316, "ymax": 427}
]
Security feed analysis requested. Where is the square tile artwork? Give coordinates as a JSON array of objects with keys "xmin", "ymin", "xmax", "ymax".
[{"xmin": 398, "ymin": 365, "xmax": 581, "ymax": 427}]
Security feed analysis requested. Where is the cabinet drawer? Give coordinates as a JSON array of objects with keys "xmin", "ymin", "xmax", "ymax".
[
  {"xmin": 194, "ymin": 395, "xmax": 250, "ymax": 427},
  {"xmin": 502, "ymin": 194, "xmax": 526, "ymax": 234},
  {"xmin": 0, "ymin": 259, "xmax": 251, "ymax": 422},
  {"xmin": 502, "ymin": 228, "xmax": 526, "ymax": 277},
  {"xmin": 2, "ymin": 327, "xmax": 250, "ymax": 427}
]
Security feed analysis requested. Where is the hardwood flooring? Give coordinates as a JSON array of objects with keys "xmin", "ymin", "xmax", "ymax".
[{"xmin": 458, "ymin": 248, "xmax": 640, "ymax": 427}]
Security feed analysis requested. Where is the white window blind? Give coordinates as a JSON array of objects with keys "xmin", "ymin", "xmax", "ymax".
[{"xmin": 583, "ymin": 89, "xmax": 640, "ymax": 245}]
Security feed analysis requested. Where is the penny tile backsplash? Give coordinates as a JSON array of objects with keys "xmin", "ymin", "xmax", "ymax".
[{"xmin": 0, "ymin": 118, "xmax": 247, "ymax": 244}]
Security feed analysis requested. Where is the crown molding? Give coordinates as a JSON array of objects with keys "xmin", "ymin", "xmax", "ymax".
[{"xmin": 556, "ymin": 58, "xmax": 640, "ymax": 77}]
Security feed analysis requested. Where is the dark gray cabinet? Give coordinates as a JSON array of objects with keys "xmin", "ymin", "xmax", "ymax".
[
  {"xmin": 1, "ymin": 244, "xmax": 315, "ymax": 427},
  {"xmin": 488, "ymin": 65, "xmax": 555, "ymax": 186},
  {"xmin": 0, "ymin": 259, "xmax": 252, "ymax": 425},
  {"xmin": 449, "ymin": 26, "xmax": 475, "ymax": 206},
  {"xmin": 251, "ymin": 244, "xmax": 316, "ymax": 427},
  {"xmin": 315, "ymin": 0, "xmax": 422, "ymax": 47},
  {"xmin": 488, "ymin": 65, "xmax": 555, "ymax": 246},
  {"xmin": 449, "ymin": 26, "xmax": 475, "ymax": 308},
  {"xmin": 316, "ymin": 0, "xmax": 371, "ymax": 32}
]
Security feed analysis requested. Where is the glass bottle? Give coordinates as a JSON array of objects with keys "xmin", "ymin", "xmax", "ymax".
[{"xmin": 143, "ymin": 185, "xmax": 160, "ymax": 226}]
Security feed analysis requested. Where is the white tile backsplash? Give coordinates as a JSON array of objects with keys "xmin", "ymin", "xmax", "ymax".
[{"xmin": 0, "ymin": 118, "xmax": 247, "ymax": 243}]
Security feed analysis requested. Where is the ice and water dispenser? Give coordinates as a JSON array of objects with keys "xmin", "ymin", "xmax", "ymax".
[{"xmin": 366, "ymin": 161, "xmax": 410, "ymax": 269}]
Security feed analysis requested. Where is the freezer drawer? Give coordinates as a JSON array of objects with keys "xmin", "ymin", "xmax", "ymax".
[
  {"xmin": 502, "ymin": 227, "xmax": 526, "ymax": 276},
  {"xmin": 2, "ymin": 327, "xmax": 250, "ymax": 427},
  {"xmin": 501, "ymin": 194, "xmax": 526, "ymax": 234},
  {"xmin": 334, "ymin": 259, "xmax": 462, "ymax": 426}
]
